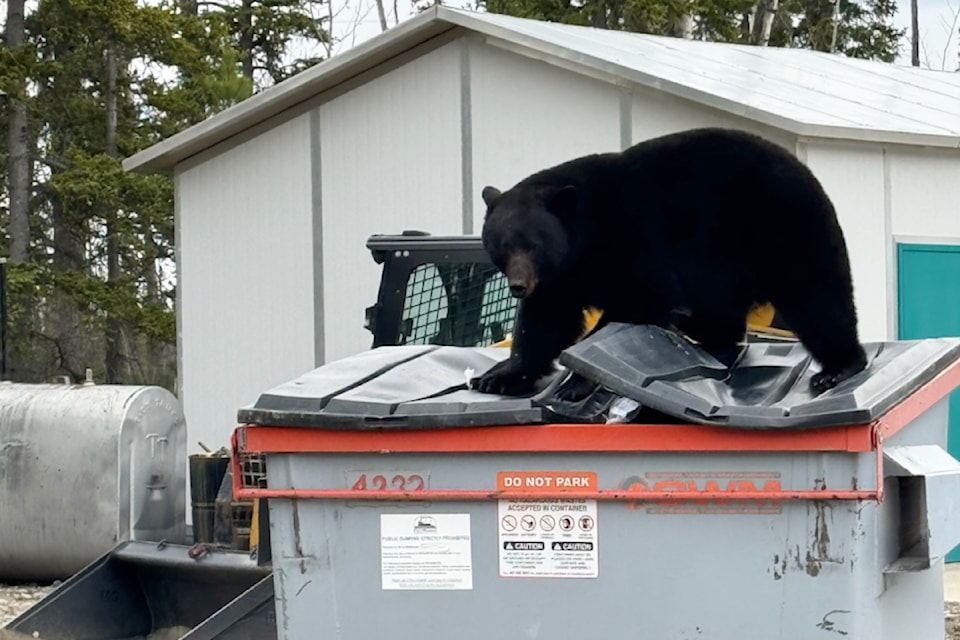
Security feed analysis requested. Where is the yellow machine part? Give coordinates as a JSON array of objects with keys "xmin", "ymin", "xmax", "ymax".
[{"xmin": 490, "ymin": 303, "xmax": 793, "ymax": 348}]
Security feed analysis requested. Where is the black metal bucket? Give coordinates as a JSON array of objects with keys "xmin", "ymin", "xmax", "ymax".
[{"xmin": 189, "ymin": 454, "xmax": 230, "ymax": 543}]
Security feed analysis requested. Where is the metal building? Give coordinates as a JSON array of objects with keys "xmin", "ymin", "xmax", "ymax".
[{"xmin": 124, "ymin": 6, "xmax": 960, "ymax": 477}]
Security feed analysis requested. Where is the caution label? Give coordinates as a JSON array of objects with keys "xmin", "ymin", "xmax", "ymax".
[{"xmin": 497, "ymin": 471, "xmax": 598, "ymax": 579}]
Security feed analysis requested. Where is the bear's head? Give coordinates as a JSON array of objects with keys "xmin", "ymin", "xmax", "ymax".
[{"xmin": 480, "ymin": 183, "xmax": 578, "ymax": 300}]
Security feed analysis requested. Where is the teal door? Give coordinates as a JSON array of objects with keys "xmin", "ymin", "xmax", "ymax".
[{"xmin": 897, "ymin": 243, "xmax": 960, "ymax": 562}]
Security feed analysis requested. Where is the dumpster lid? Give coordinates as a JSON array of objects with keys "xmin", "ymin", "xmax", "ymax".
[
  {"xmin": 237, "ymin": 324, "xmax": 960, "ymax": 431},
  {"xmin": 537, "ymin": 323, "xmax": 960, "ymax": 429},
  {"xmin": 237, "ymin": 345, "xmax": 551, "ymax": 429}
]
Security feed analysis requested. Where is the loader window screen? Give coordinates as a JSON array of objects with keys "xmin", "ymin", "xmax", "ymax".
[
  {"xmin": 399, "ymin": 262, "xmax": 517, "ymax": 347},
  {"xmin": 478, "ymin": 272, "xmax": 516, "ymax": 343},
  {"xmin": 401, "ymin": 264, "xmax": 450, "ymax": 344}
]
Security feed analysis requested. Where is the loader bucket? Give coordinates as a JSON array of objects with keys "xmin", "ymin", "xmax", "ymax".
[{"xmin": 1, "ymin": 541, "xmax": 273, "ymax": 640}]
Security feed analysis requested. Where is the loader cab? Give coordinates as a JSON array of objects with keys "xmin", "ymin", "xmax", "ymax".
[
  {"xmin": 363, "ymin": 231, "xmax": 797, "ymax": 350},
  {"xmin": 364, "ymin": 231, "xmax": 519, "ymax": 348}
]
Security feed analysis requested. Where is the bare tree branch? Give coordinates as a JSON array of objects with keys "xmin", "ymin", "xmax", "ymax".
[
  {"xmin": 195, "ymin": 1, "xmax": 234, "ymax": 9},
  {"xmin": 939, "ymin": 0, "xmax": 960, "ymax": 70},
  {"xmin": 31, "ymin": 153, "xmax": 70, "ymax": 172}
]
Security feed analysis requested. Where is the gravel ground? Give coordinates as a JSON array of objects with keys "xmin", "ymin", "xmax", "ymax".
[
  {"xmin": 3, "ymin": 582, "xmax": 960, "ymax": 638},
  {"xmin": 0, "ymin": 584, "xmax": 56, "ymax": 628},
  {"xmin": 947, "ymin": 602, "xmax": 960, "ymax": 640}
]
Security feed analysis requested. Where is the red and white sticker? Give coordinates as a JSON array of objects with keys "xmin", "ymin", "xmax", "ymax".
[
  {"xmin": 496, "ymin": 471, "xmax": 599, "ymax": 579},
  {"xmin": 498, "ymin": 471, "xmax": 598, "ymax": 492}
]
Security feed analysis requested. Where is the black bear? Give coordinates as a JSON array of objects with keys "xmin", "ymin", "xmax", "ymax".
[{"xmin": 472, "ymin": 127, "xmax": 867, "ymax": 398}]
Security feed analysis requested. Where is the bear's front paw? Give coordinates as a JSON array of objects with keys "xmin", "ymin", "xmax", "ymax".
[{"xmin": 471, "ymin": 359, "xmax": 538, "ymax": 396}]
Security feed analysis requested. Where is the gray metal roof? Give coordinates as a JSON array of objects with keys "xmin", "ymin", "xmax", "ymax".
[{"xmin": 124, "ymin": 6, "xmax": 960, "ymax": 174}]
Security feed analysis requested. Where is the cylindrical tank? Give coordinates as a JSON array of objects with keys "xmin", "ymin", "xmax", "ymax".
[{"xmin": 0, "ymin": 381, "xmax": 187, "ymax": 581}]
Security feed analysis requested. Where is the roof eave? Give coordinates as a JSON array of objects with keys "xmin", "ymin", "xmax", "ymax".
[
  {"xmin": 794, "ymin": 126, "xmax": 960, "ymax": 149},
  {"xmin": 123, "ymin": 5, "xmax": 458, "ymax": 174}
]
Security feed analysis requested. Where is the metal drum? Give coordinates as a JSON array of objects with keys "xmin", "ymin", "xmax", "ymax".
[{"xmin": 0, "ymin": 380, "xmax": 187, "ymax": 581}]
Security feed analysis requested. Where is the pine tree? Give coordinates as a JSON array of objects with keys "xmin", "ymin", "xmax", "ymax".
[{"xmin": 1, "ymin": 0, "xmax": 332, "ymax": 385}]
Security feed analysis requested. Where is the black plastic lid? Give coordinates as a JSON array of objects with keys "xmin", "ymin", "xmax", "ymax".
[
  {"xmin": 237, "ymin": 345, "xmax": 549, "ymax": 429},
  {"xmin": 238, "ymin": 324, "xmax": 960, "ymax": 431},
  {"xmin": 538, "ymin": 323, "xmax": 960, "ymax": 429}
]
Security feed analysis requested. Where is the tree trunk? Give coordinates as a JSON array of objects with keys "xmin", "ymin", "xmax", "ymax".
[
  {"xmin": 829, "ymin": 0, "xmax": 841, "ymax": 53},
  {"xmin": 667, "ymin": 0, "xmax": 694, "ymax": 40},
  {"xmin": 910, "ymin": 0, "xmax": 919, "ymax": 66},
  {"xmin": 588, "ymin": 0, "xmax": 623, "ymax": 29},
  {"xmin": 6, "ymin": 0, "xmax": 30, "ymax": 264},
  {"xmin": 751, "ymin": 0, "xmax": 778, "ymax": 46},
  {"xmin": 105, "ymin": 47, "xmax": 124, "ymax": 384},
  {"xmin": 144, "ymin": 234, "xmax": 163, "ymax": 385},
  {"xmin": 179, "ymin": 0, "xmax": 198, "ymax": 15},
  {"xmin": 374, "ymin": 0, "xmax": 388, "ymax": 31},
  {"xmin": 668, "ymin": 13, "xmax": 694, "ymax": 38},
  {"xmin": 50, "ymin": 181, "xmax": 88, "ymax": 381},
  {"xmin": 590, "ymin": 0, "xmax": 607, "ymax": 28},
  {"xmin": 239, "ymin": 0, "xmax": 255, "ymax": 80}
]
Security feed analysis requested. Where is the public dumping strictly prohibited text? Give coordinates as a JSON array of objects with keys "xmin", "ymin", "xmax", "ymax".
[
  {"xmin": 380, "ymin": 513, "xmax": 473, "ymax": 590},
  {"xmin": 497, "ymin": 471, "xmax": 599, "ymax": 579}
]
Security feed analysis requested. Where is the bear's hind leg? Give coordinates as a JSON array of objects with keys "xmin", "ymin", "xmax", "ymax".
[{"xmin": 773, "ymin": 290, "xmax": 867, "ymax": 394}]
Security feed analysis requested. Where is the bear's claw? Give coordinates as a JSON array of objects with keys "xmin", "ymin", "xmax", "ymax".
[{"xmin": 810, "ymin": 360, "xmax": 867, "ymax": 395}]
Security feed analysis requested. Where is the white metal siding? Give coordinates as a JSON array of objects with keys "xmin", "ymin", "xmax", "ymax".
[
  {"xmin": 176, "ymin": 114, "xmax": 314, "ymax": 456},
  {"xmin": 888, "ymin": 148, "xmax": 960, "ymax": 240},
  {"xmin": 804, "ymin": 142, "xmax": 888, "ymax": 342},
  {"xmin": 630, "ymin": 88, "xmax": 796, "ymax": 150},
  {"xmin": 469, "ymin": 40, "xmax": 621, "ymax": 234},
  {"xmin": 319, "ymin": 41, "xmax": 463, "ymax": 363}
]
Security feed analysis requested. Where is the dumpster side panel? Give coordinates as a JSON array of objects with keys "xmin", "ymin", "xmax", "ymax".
[{"xmin": 266, "ymin": 450, "xmax": 886, "ymax": 640}]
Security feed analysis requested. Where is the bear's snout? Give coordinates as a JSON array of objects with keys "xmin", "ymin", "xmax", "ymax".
[{"xmin": 506, "ymin": 254, "xmax": 537, "ymax": 299}]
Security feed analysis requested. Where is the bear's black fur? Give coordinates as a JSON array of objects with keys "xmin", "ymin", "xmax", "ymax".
[{"xmin": 473, "ymin": 127, "xmax": 868, "ymax": 398}]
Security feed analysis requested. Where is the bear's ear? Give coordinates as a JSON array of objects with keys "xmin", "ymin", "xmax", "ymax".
[
  {"xmin": 482, "ymin": 186, "xmax": 502, "ymax": 209},
  {"xmin": 548, "ymin": 185, "xmax": 578, "ymax": 222}
]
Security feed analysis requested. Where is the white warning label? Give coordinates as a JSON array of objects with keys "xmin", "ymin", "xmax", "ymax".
[
  {"xmin": 496, "ymin": 471, "xmax": 598, "ymax": 579},
  {"xmin": 380, "ymin": 513, "xmax": 473, "ymax": 590}
]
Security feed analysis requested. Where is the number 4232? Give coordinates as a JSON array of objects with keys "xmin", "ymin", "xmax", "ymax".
[{"xmin": 349, "ymin": 472, "xmax": 427, "ymax": 491}]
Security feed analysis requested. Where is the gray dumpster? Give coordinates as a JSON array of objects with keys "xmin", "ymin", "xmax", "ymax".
[{"xmin": 233, "ymin": 325, "xmax": 960, "ymax": 640}]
